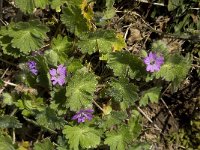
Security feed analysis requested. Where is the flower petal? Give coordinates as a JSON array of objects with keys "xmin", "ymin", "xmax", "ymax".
[
  {"xmin": 52, "ymin": 80, "xmax": 58, "ymax": 85},
  {"xmin": 72, "ymin": 109, "xmax": 94, "ymax": 123},
  {"xmin": 27, "ymin": 61, "xmax": 38, "ymax": 75},
  {"xmin": 144, "ymin": 52, "xmax": 164, "ymax": 72},
  {"xmin": 144, "ymin": 57, "xmax": 151, "ymax": 65},
  {"xmin": 57, "ymin": 65, "xmax": 66, "ymax": 76},
  {"xmin": 49, "ymin": 69, "xmax": 57, "ymax": 76}
]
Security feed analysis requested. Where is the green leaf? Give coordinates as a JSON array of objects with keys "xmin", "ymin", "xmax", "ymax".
[
  {"xmin": 15, "ymin": 96, "xmax": 45, "ymax": 116},
  {"xmin": 0, "ymin": 115, "xmax": 22, "ymax": 128},
  {"xmin": 128, "ymin": 143, "xmax": 150, "ymax": 150},
  {"xmin": 45, "ymin": 35, "xmax": 72, "ymax": 66},
  {"xmin": 107, "ymin": 78, "xmax": 138, "ymax": 107},
  {"xmin": 112, "ymin": 33, "xmax": 126, "ymax": 51},
  {"xmin": 107, "ymin": 51, "xmax": 146, "ymax": 79},
  {"xmin": 151, "ymin": 40, "xmax": 168, "ymax": 56},
  {"xmin": 66, "ymin": 69, "xmax": 97, "ymax": 111},
  {"xmin": 51, "ymin": 87, "xmax": 66, "ymax": 104},
  {"xmin": 67, "ymin": 0, "xmax": 83, "ymax": 6},
  {"xmin": 51, "ymin": 35, "xmax": 72, "ymax": 54},
  {"xmin": 33, "ymin": 139, "xmax": 54, "ymax": 150},
  {"xmin": 100, "ymin": 111, "xmax": 127, "ymax": 129},
  {"xmin": 0, "ymin": 79, "xmax": 3, "ymax": 87},
  {"xmin": 15, "ymin": 0, "xmax": 35, "ymax": 14},
  {"xmin": 67, "ymin": 58, "xmax": 83, "ymax": 73},
  {"xmin": 154, "ymin": 54, "xmax": 191, "ymax": 84},
  {"xmin": 44, "ymin": 50, "xmax": 59, "ymax": 66},
  {"xmin": 104, "ymin": 126, "xmax": 133, "ymax": 150},
  {"xmin": 46, "ymin": 35, "xmax": 72, "ymax": 65},
  {"xmin": 34, "ymin": 55, "xmax": 51, "ymax": 88},
  {"xmin": 34, "ymin": 0, "xmax": 49, "ymax": 9},
  {"xmin": 140, "ymin": 49, "xmax": 148, "ymax": 58},
  {"xmin": 50, "ymin": 87, "xmax": 67, "ymax": 115},
  {"xmin": 0, "ymin": 35, "xmax": 21, "ymax": 58},
  {"xmin": 61, "ymin": 6, "xmax": 89, "ymax": 36},
  {"xmin": 168, "ymin": 0, "xmax": 183, "ymax": 11},
  {"xmin": 49, "ymin": 0, "xmax": 68, "ymax": 12},
  {"xmin": 80, "ymin": 0, "xmax": 94, "ymax": 25},
  {"xmin": 139, "ymin": 87, "xmax": 162, "ymax": 106},
  {"xmin": 78, "ymin": 29, "xmax": 118, "ymax": 54},
  {"xmin": 36, "ymin": 108, "xmax": 66, "ymax": 130},
  {"xmin": 25, "ymin": 97, "xmax": 44, "ymax": 110},
  {"xmin": 15, "ymin": 0, "xmax": 49, "ymax": 13},
  {"xmin": 128, "ymin": 110, "xmax": 142, "ymax": 139},
  {"xmin": 103, "ymin": 0, "xmax": 116, "ymax": 19},
  {"xmin": 8, "ymin": 20, "xmax": 49, "ymax": 54},
  {"xmin": 174, "ymin": 14, "xmax": 190, "ymax": 33},
  {"xmin": 63, "ymin": 125, "xmax": 101, "ymax": 150},
  {"xmin": 103, "ymin": 8, "xmax": 116, "ymax": 20},
  {"xmin": 2, "ymin": 93, "xmax": 14, "ymax": 105},
  {"xmin": 1, "ymin": 20, "xmax": 48, "ymax": 55},
  {"xmin": 15, "ymin": 99, "xmax": 30, "ymax": 116},
  {"xmin": 56, "ymin": 136, "xmax": 69, "ymax": 150},
  {"xmin": 0, "ymin": 135, "xmax": 16, "ymax": 150}
]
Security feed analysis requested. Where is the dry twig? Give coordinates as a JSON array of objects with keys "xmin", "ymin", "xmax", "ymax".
[{"xmin": 137, "ymin": 106, "xmax": 162, "ymax": 132}]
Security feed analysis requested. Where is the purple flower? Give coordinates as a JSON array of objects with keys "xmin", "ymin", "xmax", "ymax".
[
  {"xmin": 49, "ymin": 64, "xmax": 66, "ymax": 86},
  {"xmin": 143, "ymin": 52, "xmax": 164, "ymax": 72},
  {"xmin": 72, "ymin": 109, "xmax": 94, "ymax": 123},
  {"xmin": 27, "ymin": 61, "xmax": 38, "ymax": 75}
]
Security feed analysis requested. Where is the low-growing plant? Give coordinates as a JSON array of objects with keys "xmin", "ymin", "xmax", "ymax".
[{"xmin": 0, "ymin": 0, "xmax": 199, "ymax": 149}]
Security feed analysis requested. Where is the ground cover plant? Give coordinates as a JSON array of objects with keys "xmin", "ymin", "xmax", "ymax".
[{"xmin": 0, "ymin": 0, "xmax": 199, "ymax": 149}]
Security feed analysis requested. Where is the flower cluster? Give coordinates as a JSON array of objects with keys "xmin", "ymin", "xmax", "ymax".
[
  {"xmin": 27, "ymin": 61, "xmax": 94, "ymax": 122},
  {"xmin": 143, "ymin": 52, "xmax": 164, "ymax": 72},
  {"xmin": 49, "ymin": 65, "xmax": 67, "ymax": 86},
  {"xmin": 72, "ymin": 109, "xmax": 94, "ymax": 123},
  {"xmin": 27, "ymin": 61, "xmax": 67, "ymax": 86},
  {"xmin": 27, "ymin": 61, "xmax": 38, "ymax": 75}
]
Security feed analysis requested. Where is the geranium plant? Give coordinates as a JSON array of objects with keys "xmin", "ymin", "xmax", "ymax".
[{"xmin": 0, "ymin": 0, "xmax": 199, "ymax": 149}]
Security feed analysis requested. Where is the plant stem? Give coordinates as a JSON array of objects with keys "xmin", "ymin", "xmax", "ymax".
[
  {"xmin": 92, "ymin": 99, "xmax": 104, "ymax": 112},
  {"xmin": 23, "ymin": 116, "xmax": 57, "ymax": 134},
  {"xmin": 137, "ymin": 106, "xmax": 162, "ymax": 132},
  {"xmin": 3, "ymin": 80, "xmax": 18, "ymax": 87},
  {"xmin": 0, "ymin": 58, "xmax": 18, "ymax": 67},
  {"xmin": 12, "ymin": 128, "xmax": 15, "ymax": 144}
]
